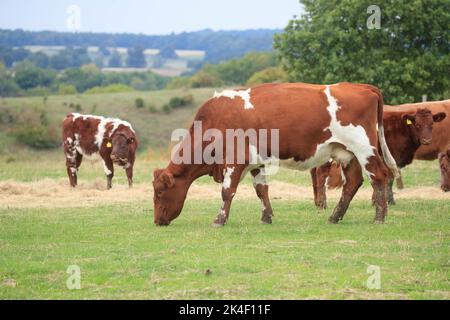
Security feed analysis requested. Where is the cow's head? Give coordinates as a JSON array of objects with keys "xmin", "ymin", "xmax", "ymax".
[
  {"xmin": 152, "ymin": 168, "xmax": 190, "ymax": 226},
  {"xmin": 402, "ymin": 108, "xmax": 446, "ymax": 145},
  {"xmin": 439, "ymin": 149, "xmax": 450, "ymax": 192},
  {"xmin": 109, "ymin": 129, "xmax": 136, "ymax": 166}
]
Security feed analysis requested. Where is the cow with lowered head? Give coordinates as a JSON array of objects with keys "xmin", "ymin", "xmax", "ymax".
[
  {"xmin": 62, "ymin": 113, "xmax": 138, "ymax": 189},
  {"xmin": 311, "ymin": 106, "xmax": 446, "ymax": 209}
]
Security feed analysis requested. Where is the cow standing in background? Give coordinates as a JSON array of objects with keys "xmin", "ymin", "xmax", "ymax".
[
  {"xmin": 406, "ymin": 100, "xmax": 450, "ymax": 192},
  {"xmin": 311, "ymin": 106, "xmax": 446, "ymax": 209},
  {"xmin": 62, "ymin": 113, "xmax": 138, "ymax": 189}
]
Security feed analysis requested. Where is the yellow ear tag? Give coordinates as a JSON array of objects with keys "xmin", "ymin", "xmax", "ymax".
[
  {"xmin": 106, "ymin": 142, "xmax": 112, "ymax": 148},
  {"xmin": 406, "ymin": 119, "xmax": 413, "ymax": 125}
]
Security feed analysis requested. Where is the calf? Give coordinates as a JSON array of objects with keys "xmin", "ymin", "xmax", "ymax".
[
  {"xmin": 62, "ymin": 113, "xmax": 138, "ymax": 189},
  {"xmin": 312, "ymin": 107, "xmax": 446, "ymax": 208}
]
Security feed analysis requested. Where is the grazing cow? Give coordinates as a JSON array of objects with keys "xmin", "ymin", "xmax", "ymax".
[
  {"xmin": 62, "ymin": 113, "xmax": 138, "ymax": 189},
  {"xmin": 312, "ymin": 106, "xmax": 446, "ymax": 209},
  {"xmin": 152, "ymin": 82, "xmax": 399, "ymax": 226}
]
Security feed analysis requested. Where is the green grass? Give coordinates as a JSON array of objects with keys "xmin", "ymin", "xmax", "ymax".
[
  {"xmin": 0, "ymin": 88, "xmax": 215, "ymax": 150},
  {"xmin": 0, "ymin": 199, "xmax": 448, "ymax": 299},
  {"xmin": 0, "ymin": 89, "xmax": 448, "ymax": 299}
]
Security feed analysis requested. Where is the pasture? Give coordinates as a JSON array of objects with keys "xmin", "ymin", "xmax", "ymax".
[{"xmin": 0, "ymin": 148, "xmax": 449, "ymax": 299}]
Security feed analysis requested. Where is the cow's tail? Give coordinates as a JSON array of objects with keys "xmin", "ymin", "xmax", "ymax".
[{"xmin": 372, "ymin": 87, "xmax": 400, "ymax": 178}]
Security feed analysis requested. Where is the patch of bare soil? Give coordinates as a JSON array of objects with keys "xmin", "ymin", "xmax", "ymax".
[{"xmin": 0, "ymin": 179, "xmax": 447, "ymax": 209}]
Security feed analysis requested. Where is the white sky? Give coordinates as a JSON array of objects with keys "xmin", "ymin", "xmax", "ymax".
[{"xmin": 0, "ymin": 0, "xmax": 304, "ymax": 35}]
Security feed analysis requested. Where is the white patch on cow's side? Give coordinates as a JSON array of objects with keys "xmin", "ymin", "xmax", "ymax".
[
  {"xmin": 103, "ymin": 161, "xmax": 112, "ymax": 176},
  {"xmin": 71, "ymin": 113, "xmax": 135, "ymax": 152},
  {"xmin": 222, "ymin": 167, "xmax": 235, "ymax": 189},
  {"xmin": 322, "ymin": 85, "xmax": 375, "ymax": 179},
  {"xmin": 214, "ymin": 88, "xmax": 254, "ymax": 109},
  {"xmin": 66, "ymin": 137, "xmax": 73, "ymax": 144}
]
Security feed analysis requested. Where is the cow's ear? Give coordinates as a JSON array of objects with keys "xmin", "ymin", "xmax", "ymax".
[
  {"xmin": 433, "ymin": 112, "xmax": 446, "ymax": 123},
  {"xmin": 161, "ymin": 171, "xmax": 175, "ymax": 188},
  {"xmin": 153, "ymin": 169, "xmax": 163, "ymax": 181},
  {"xmin": 402, "ymin": 114, "xmax": 415, "ymax": 125}
]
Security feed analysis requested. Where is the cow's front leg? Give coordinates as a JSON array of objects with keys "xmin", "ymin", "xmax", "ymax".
[
  {"xmin": 103, "ymin": 159, "xmax": 114, "ymax": 190},
  {"xmin": 213, "ymin": 165, "xmax": 246, "ymax": 227},
  {"xmin": 386, "ymin": 176, "xmax": 396, "ymax": 205},
  {"xmin": 251, "ymin": 167, "xmax": 274, "ymax": 224},
  {"xmin": 125, "ymin": 164, "xmax": 133, "ymax": 187},
  {"xmin": 64, "ymin": 138, "xmax": 79, "ymax": 187}
]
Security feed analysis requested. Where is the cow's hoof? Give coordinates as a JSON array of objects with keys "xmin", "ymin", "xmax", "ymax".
[
  {"xmin": 327, "ymin": 217, "xmax": 339, "ymax": 224},
  {"xmin": 373, "ymin": 219, "xmax": 385, "ymax": 225},
  {"xmin": 260, "ymin": 218, "xmax": 272, "ymax": 224},
  {"xmin": 388, "ymin": 200, "xmax": 396, "ymax": 206},
  {"xmin": 212, "ymin": 222, "xmax": 225, "ymax": 228}
]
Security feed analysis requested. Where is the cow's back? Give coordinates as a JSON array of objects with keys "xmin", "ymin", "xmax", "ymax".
[{"xmin": 196, "ymin": 82, "xmax": 381, "ymax": 160}]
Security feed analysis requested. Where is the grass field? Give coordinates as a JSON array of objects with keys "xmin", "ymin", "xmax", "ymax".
[
  {"xmin": 0, "ymin": 90, "xmax": 449, "ymax": 299},
  {"xmin": 0, "ymin": 150, "xmax": 449, "ymax": 299}
]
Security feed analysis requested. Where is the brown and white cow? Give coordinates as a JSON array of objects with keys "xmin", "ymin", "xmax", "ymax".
[
  {"xmin": 152, "ymin": 82, "xmax": 399, "ymax": 226},
  {"xmin": 62, "ymin": 113, "xmax": 138, "ymax": 189},
  {"xmin": 408, "ymin": 100, "xmax": 450, "ymax": 191},
  {"xmin": 311, "ymin": 106, "xmax": 446, "ymax": 209}
]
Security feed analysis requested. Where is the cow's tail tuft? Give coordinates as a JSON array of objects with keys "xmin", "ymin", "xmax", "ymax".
[{"xmin": 373, "ymin": 87, "xmax": 400, "ymax": 178}]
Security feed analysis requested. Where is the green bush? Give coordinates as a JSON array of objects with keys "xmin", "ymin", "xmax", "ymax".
[
  {"xmin": 168, "ymin": 95, "xmax": 194, "ymax": 109},
  {"xmin": 84, "ymin": 84, "xmax": 134, "ymax": 94},
  {"xmin": 246, "ymin": 67, "xmax": 288, "ymax": 86},
  {"xmin": 148, "ymin": 104, "xmax": 158, "ymax": 113},
  {"xmin": 135, "ymin": 97, "xmax": 145, "ymax": 108},
  {"xmin": 58, "ymin": 84, "xmax": 78, "ymax": 95},
  {"xmin": 14, "ymin": 125, "xmax": 60, "ymax": 149},
  {"xmin": 162, "ymin": 104, "xmax": 172, "ymax": 114}
]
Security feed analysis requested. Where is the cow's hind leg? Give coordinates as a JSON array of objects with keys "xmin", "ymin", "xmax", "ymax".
[
  {"xmin": 365, "ymin": 153, "xmax": 390, "ymax": 224},
  {"xmin": 213, "ymin": 165, "xmax": 246, "ymax": 227},
  {"xmin": 396, "ymin": 170, "xmax": 404, "ymax": 189},
  {"xmin": 328, "ymin": 158, "xmax": 363, "ymax": 223},
  {"xmin": 251, "ymin": 167, "xmax": 274, "ymax": 224}
]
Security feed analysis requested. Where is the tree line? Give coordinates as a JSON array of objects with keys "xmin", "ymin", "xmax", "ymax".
[{"xmin": 0, "ymin": 28, "xmax": 278, "ymax": 64}]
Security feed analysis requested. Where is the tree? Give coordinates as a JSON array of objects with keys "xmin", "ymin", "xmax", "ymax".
[
  {"xmin": 14, "ymin": 61, "xmax": 55, "ymax": 90},
  {"xmin": 108, "ymin": 50, "xmax": 122, "ymax": 67},
  {"xmin": 274, "ymin": 0, "xmax": 450, "ymax": 104},
  {"xmin": 159, "ymin": 46, "xmax": 177, "ymax": 59},
  {"xmin": 126, "ymin": 46, "xmax": 147, "ymax": 68},
  {"xmin": 246, "ymin": 66, "xmax": 288, "ymax": 86},
  {"xmin": 28, "ymin": 52, "xmax": 49, "ymax": 68}
]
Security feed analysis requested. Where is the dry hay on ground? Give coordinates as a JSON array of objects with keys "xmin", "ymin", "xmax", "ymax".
[{"xmin": 0, "ymin": 179, "xmax": 448, "ymax": 209}]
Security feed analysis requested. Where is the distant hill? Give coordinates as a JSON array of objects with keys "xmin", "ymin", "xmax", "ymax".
[{"xmin": 0, "ymin": 28, "xmax": 279, "ymax": 63}]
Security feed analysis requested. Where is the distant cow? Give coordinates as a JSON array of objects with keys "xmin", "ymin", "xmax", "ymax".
[
  {"xmin": 408, "ymin": 100, "xmax": 450, "ymax": 191},
  {"xmin": 152, "ymin": 82, "xmax": 399, "ymax": 226},
  {"xmin": 62, "ymin": 113, "xmax": 138, "ymax": 189},
  {"xmin": 312, "ymin": 106, "xmax": 446, "ymax": 209}
]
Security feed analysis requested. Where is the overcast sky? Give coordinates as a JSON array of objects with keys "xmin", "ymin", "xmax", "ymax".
[{"xmin": 0, "ymin": 0, "xmax": 303, "ymax": 35}]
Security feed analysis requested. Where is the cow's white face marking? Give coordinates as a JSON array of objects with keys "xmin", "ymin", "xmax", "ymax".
[
  {"xmin": 222, "ymin": 167, "xmax": 235, "ymax": 189},
  {"xmin": 103, "ymin": 161, "xmax": 112, "ymax": 176},
  {"xmin": 214, "ymin": 88, "xmax": 254, "ymax": 109}
]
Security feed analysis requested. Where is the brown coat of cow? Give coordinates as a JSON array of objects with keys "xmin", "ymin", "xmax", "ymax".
[
  {"xmin": 152, "ymin": 82, "xmax": 399, "ymax": 226},
  {"xmin": 62, "ymin": 113, "xmax": 138, "ymax": 189},
  {"xmin": 312, "ymin": 104, "xmax": 447, "ymax": 209}
]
